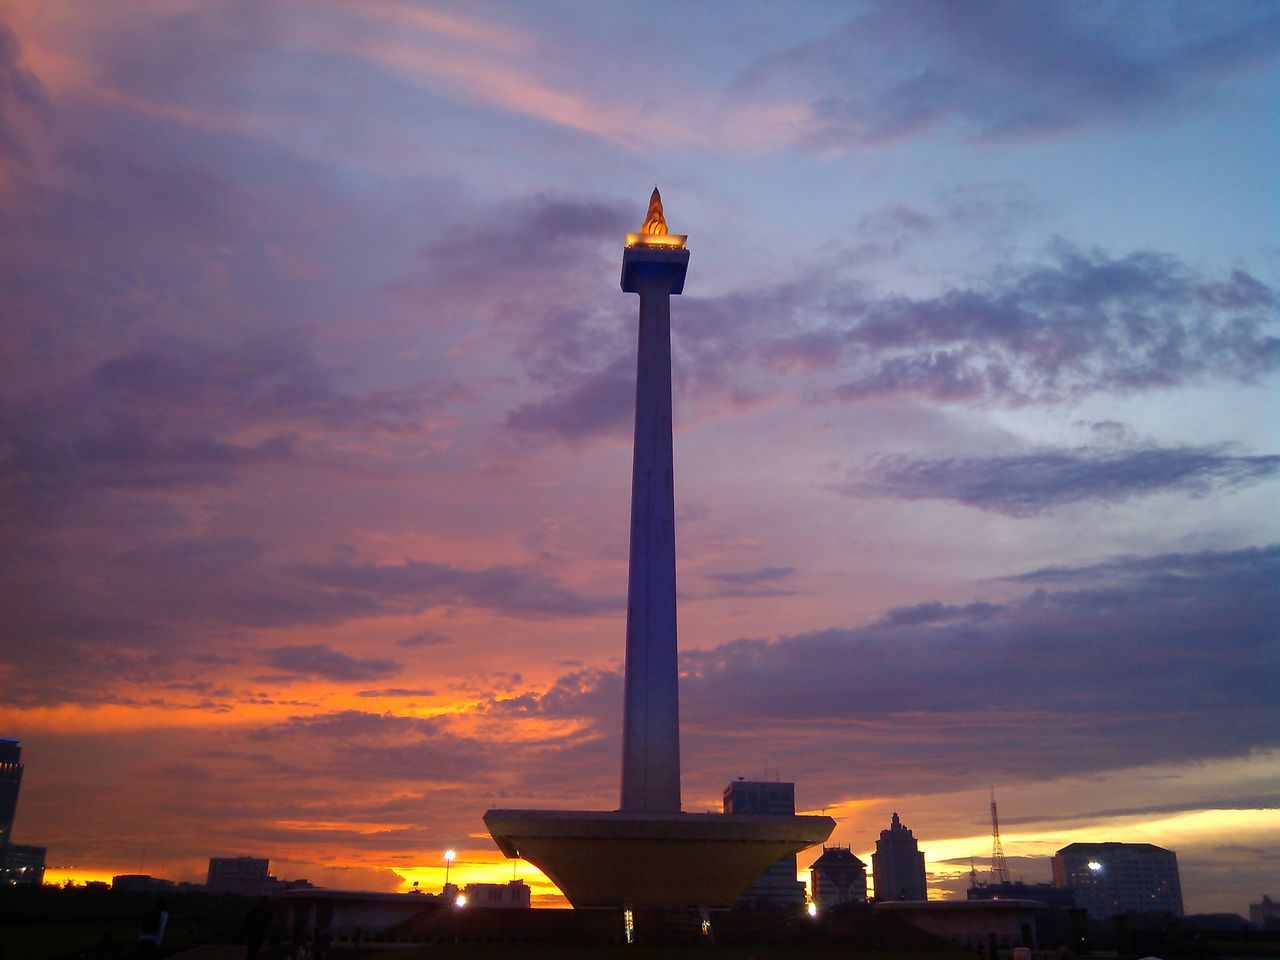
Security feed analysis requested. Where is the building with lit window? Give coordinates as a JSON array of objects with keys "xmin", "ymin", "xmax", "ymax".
[
  {"xmin": 1051, "ymin": 842, "xmax": 1183, "ymax": 918},
  {"xmin": 872, "ymin": 812, "xmax": 928, "ymax": 901},
  {"xmin": 0, "ymin": 739, "xmax": 46, "ymax": 886},
  {"xmin": 809, "ymin": 845, "xmax": 868, "ymax": 908},
  {"xmin": 722, "ymin": 780, "xmax": 807, "ymax": 910},
  {"xmin": 1, "ymin": 843, "xmax": 46, "ymax": 886},
  {"xmin": 0, "ymin": 739, "xmax": 22, "ymax": 854}
]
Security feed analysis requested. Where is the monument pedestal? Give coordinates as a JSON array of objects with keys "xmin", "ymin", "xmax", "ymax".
[{"xmin": 484, "ymin": 809, "xmax": 835, "ymax": 910}]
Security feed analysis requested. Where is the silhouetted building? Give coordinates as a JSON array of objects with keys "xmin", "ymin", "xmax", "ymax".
[
  {"xmin": 113, "ymin": 874, "xmax": 177, "ymax": 893},
  {"xmin": 722, "ymin": 780, "xmax": 807, "ymax": 910},
  {"xmin": 0, "ymin": 843, "xmax": 45, "ymax": 886},
  {"xmin": 462, "ymin": 879, "xmax": 531, "ymax": 908},
  {"xmin": 0, "ymin": 739, "xmax": 22, "ymax": 854},
  {"xmin": 0, "ymin": 739, "xmax": 45, "ymax": 886},
  {"xmin": 1052, "ymin": 842, "xmax": 1183, "ymax": 918},
  {"xmin": 969, "ymin": 880, "xmax": 1076, "ymax": 908},
  {"xmin": 809, "ymin": 845, "xmax": 867, "ymax": 908},
  {"xmin": 872, "ymin": 812, "xmax": 927, "ymax": 901},
  {"xmin": 207, "ymin": 856, "xmax": 272, "ymax": 895},
  {"xmin": 1250, "ymin": 895, "xmax": 1280, "ymax": 930}
]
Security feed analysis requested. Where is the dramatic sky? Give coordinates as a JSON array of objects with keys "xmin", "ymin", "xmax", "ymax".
[{"xmin": 2, "ymin": 0, "xmax": 1277, "ymax": 914}]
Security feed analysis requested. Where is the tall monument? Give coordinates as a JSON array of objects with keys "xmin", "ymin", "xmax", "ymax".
[
  {"xmin": 484, "ymin": 190, "xmax": 832, "ymax": 913},
  {"xmin": 619, "ymin": 187, "xmax": 687, "ymax": 813}
]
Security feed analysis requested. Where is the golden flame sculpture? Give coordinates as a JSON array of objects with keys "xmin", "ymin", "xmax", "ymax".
[
  {"xmin": 626, "ymin": 186, "xmax": 687, "ymax": 249},
  {"xmin": 641, "ymin": 187, "xmax": 668, "ymax": 235}
]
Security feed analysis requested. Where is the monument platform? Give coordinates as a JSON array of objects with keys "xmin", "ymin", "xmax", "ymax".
[{"xmin": 483, "ymin": 808, "xmax": 835, "ymax": 909}]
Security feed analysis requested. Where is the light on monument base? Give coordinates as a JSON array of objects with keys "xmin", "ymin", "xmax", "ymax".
[{"xmin": 623, "ymin": 905, "xmax": 635, "ymax": 945}]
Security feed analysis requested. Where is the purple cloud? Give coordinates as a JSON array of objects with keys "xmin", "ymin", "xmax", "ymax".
[
  {"xmin": 490, "ymin": 545, "xmax": 1279, "ymax": 796},
  {"xmin": 396, "ymin": 630, "xmax": 453, "ymax": 649},
  {"xmin": 705, "ymin": 566, "xmax": 796, "ymax": 586},
  {"xmin": 515, "ymin": 245, "xmax": 1278, "ymax": 439},
  {"xmin": 838, "ymin": 445, "xmax": 1280, "ymax": 515},
  {"xmin": 296, "ymin": 557, "xmax": 619, "ymax": 618},
  {"xmin": 738, "ymin": 1, "xmax": 1280, "ymax": 147},
  {"xmin": 264, "ymin": 644, "xmax": 402, "ymax": 683},
  {"xmin": 0, "ymin": 25, "xmax": 50, "ymax": 168},
  {"xmin": 504, "ymin": 356, "xmax": 634, "ymax": 441}
]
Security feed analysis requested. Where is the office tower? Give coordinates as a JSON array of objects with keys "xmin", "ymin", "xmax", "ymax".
[
  {"xmin": 1052, "ymin": 842, "xmax": 1183, "ymax": 918},
  {"xmin": 872, "ymin": 812, "xmax": 928, "ymax": 901},
  {"xmin": 723, "ymin": 781, "xmax": 806, "ymax": 910}
]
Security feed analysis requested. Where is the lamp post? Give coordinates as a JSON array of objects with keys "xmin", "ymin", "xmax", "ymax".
[{"xmin": 444, "ymin": 849, "xmax": 456, "ymax": 892}]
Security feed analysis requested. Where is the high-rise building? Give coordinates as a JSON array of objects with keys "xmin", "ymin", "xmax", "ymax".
[
  {"xmin": 723, "ymin": 781, "xmax": 806, "ymax": 910},
  {"xmin": 0, "ymin": 739, "xmax": 44, "ymax": 886},
  {"xmin": 872, "ymin": 812, "xmax": 928, "ymax": 901},
  {"xmin": 809, "ymin": 846, "xmax": 868, "ymax": 908},
  {"xmin": 207, "ymin": 856, "xmax": 272, "ymax": 895},
  {"xmin": 1051, "ymin": 842, "xmax": 1183, "ymax": 918},
  {"xmin": 0, "ymin": 739, "xmax": 22, "ymax": 854}
]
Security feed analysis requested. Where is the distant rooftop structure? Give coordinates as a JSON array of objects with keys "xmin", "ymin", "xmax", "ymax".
[
  {"xmin": 1250, "ymin": 895, "xmax": 1280, "ymax": 930},
  {"xmin": 462, "ymin": 879, "xmax": 531, "ymax": 909},
  {"xmin": 967, "ymin": 879, "xmax": 1076, "ymax": 909}
]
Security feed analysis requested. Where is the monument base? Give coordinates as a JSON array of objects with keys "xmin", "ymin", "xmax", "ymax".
[{"xmin": 483, "ymin": 809, "xmax": 834, "ymax": 910}]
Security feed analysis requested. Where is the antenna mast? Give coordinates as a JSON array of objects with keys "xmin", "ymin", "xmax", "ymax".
[{"xmin": 989, "ymin": 788, "xmax": 1010, "ymax": 883}]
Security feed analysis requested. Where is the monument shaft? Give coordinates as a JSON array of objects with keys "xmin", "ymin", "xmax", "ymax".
[{"xmin": 621, "ymin": 270, "xmax": 683, "ymax": 813}]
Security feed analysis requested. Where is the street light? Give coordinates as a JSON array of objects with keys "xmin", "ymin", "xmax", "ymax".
[{"xmin": 444, "ymin": 849, "xmax": 457, "ymax": 890}]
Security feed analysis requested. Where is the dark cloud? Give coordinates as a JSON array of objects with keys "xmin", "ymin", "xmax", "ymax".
[
  {"xmin": 395, "ymin": 630, "xmax": 453, "ymax": 648},
  {"xmin": 296, "ymin": 557, "xmax": 619, "ymax": 618},
  {"xmin": 491, "ymin": 545, "xmax": 1280, "ymax": 799},
  {"xmin": 0, "ymin": 538, "xmax": 612, "ymax": 707},
  {"xmin": 876, "ymin": 601, "xmax": 1005, "ymax": 627},
  {"xmin": 504, "ymin": 356, "xmax": 633, "ymax": 441},
  {"xmin": 264, "ymin": 644, "xmax": 402, "ymax": 683},
  {"xmin": 692, "ymin": 565, "xmax": 800, "ymax": 600},
  {"xmin": 815, "ymin": 250, "xmax": 1278, "ymax": 404},
  {"xmin": 838, "ymin": 445, "xmax": 1280, "ymax": 516},
  {"xmin": 356, "ymin": 688, "xmax": 437, "ymax": 698},
  {"xmin": 738, "ymin": 1, "xmax": 1280, "ymax": 147},
  {"xmin": 0, "ymin": 24, "xmax": 51, "ymax": 169},
  {"xmin": 705, "ymin": 566, "xmax": 796, "ymax": 585},
  {"xmin": 512, "ymin": 245, "xmax": 1278, "ymax": 441}
]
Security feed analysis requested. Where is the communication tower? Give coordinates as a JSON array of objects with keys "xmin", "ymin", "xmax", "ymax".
[{"xmin": 989, "ymin": 788, "xmax": 1010, "ymax": 883}]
